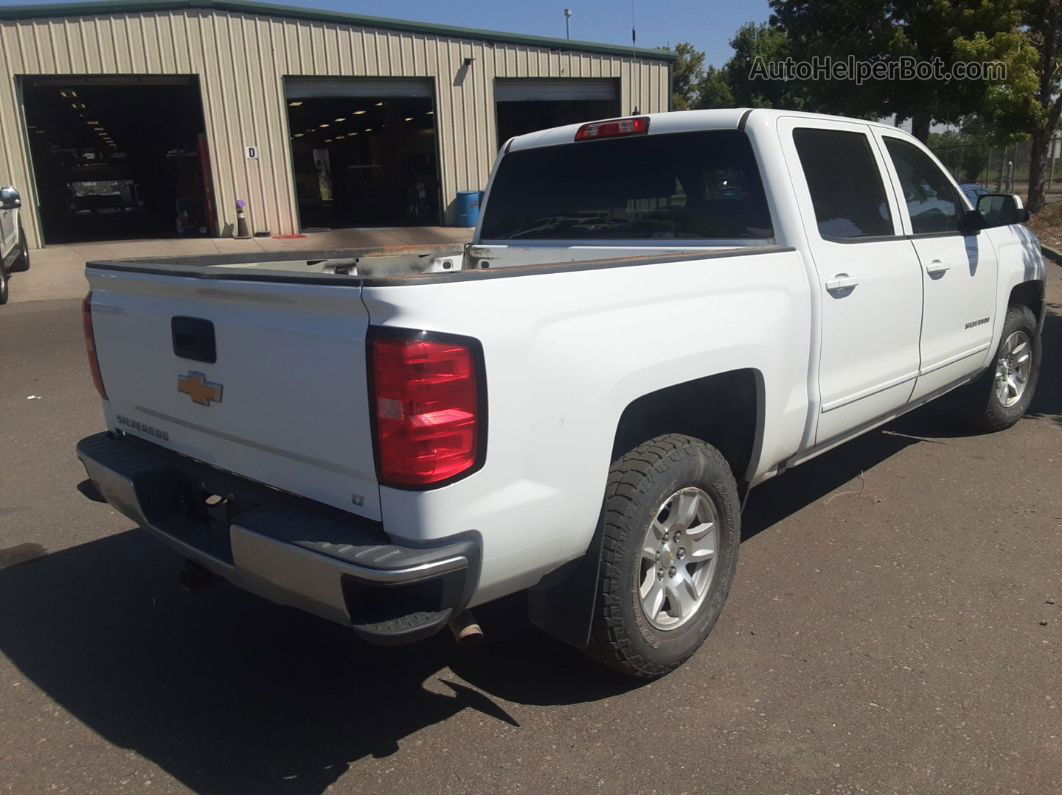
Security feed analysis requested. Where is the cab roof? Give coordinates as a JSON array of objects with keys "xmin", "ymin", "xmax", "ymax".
[{"xmin": 505, "ymin": 108, "xmax": 910, "ymax": 152}]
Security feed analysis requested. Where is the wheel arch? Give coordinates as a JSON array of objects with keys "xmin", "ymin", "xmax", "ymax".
[
  {"xmin": 527, "ymin": 369, "xmax": 764, "ymax": 650},
  {"xmin": 1009, "ymin": 279, "xmax": 1045, "ymax": 326},
  {"xmin": 610, "ymin": 368, "xmax": 765, "ymax": 488}
]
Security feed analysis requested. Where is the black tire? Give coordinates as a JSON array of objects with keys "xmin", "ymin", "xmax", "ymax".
[
  {"xmin": 585, "ymin": 434, "xmax": 741, "ymax": 678},
  {"xmin": 9, "ymin": 225, "xmax": 29, "ymax": 273},
  {"xmin": 0, "ymin": 266, "xmax": 8, "ymax": 305},
  {"xmin": 958, "ymin": 305, "xmax": 1041, "ymax": 432}
]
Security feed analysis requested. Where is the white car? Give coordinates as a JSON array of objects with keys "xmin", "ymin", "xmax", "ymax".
[
  {"xmin": 0, "ymin": 185, "xmax": 30, "ymax": 304},
  {"xmin": 76, "ymin": 109, "xmax": 1046, "ymax": 678}
]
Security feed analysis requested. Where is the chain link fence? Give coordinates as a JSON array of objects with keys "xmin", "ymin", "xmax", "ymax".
[{"xmin": 930, "ymin": 134, "xmax": 1062, "ymax": 201}]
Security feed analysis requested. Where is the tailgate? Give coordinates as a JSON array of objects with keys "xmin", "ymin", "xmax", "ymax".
[{"xmin": 86, "ymin": 268, "xmax": 381, "ymax": 520}]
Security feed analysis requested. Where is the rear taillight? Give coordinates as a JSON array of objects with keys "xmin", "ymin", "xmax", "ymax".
[
  {"xmin": 575, "ymin": 116, "xmax": 650, "ymax": 141},
  {"xmin": 82, "ymin": 292, "xmax": 107, "ymax": 400},
  {"xmin": 371, "ymin": 331, "xmax": 483, "ymax": 488}
]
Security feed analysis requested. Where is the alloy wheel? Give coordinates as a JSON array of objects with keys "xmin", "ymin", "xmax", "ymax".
[{"xmin": 638, "ymin": 487, "xmax": 720, "ymax": 631}]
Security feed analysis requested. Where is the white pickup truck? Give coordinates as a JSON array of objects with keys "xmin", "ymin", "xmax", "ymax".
[{"xmin": 77, "ymin": 109, "xmax": 1046, "ymax": 678}]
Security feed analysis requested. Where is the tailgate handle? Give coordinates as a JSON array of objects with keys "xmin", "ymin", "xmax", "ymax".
[{"xmin": 171, "ymin": 316, "xmax": 217, "ymax": 363}]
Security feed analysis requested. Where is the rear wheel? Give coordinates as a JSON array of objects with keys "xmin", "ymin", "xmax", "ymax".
[
  {"xmin": 959, "ymin": 305, "xmax": 1041, "ymax": 431},
  {"xmin": 0, "ymin": 267, "xmax": 9, "ymax": 305},
  {"xmin": 585, "ymin": 434, "xmax": 740, "ymax": 678}
]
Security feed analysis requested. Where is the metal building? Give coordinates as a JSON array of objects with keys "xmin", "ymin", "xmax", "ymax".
[{"xmin": 0, "ymin": 0, "xmax": 674, "ymax": 248}]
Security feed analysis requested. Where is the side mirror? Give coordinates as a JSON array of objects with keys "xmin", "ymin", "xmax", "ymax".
[
  {"xmin": 0, "ymin": 186, "xmax": 20, "ymax": 210},
  {"xmin": 976, "ymin": 193, "xmax": 1029, "ymax": 227}
]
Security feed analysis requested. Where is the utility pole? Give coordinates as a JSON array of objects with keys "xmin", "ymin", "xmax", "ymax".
[{"xmin": 564, "ymin": 8, "xmax": 572, "ymax": 39}]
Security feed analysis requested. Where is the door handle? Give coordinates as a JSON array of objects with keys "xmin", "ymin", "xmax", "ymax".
[
  {"xmin": 925, "ymin": 259, "xmax": 950, "ymax": 275},
  {"xmin": 171, "ymin": 316, "xmax": 217, "ymax": 363},
  {"xmin": 825, "ymin": 274, "xmax": 859, "ymax": 292}
]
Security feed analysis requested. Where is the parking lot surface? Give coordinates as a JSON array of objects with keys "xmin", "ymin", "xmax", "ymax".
[{"xmin": 1, "ymin": 265, "xmax": 1059, "ymax": 793}]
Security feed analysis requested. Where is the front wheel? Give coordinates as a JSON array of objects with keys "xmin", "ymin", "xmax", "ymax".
[
  {"xmin": 0, "ymin": 266, "xmax": 9, "ymax": 305},
  {"xmin": 960, "ymin": 305, "xmax": 1041, "ymax": 432},
  {"xmin": 585, "ymin": 434, "xmax": 741, "ymax": 678}
]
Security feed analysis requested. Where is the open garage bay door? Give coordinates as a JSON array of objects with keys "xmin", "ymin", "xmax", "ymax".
[
  {"xmin": 495, "ymin": 78, "xmax": 620, "ymax": 144},
  {"xmin": 285, "ymin": 78, "xmax": 439, "ymax": 229},
  {"xmin": 22, "ymin": 76, "xmax": 214, "ymax": 244}
]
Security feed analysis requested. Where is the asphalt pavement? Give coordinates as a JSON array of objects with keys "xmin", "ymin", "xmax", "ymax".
[{"xmin": 1, "ymin": 268, "xmax": 1060, "ymax": 793}]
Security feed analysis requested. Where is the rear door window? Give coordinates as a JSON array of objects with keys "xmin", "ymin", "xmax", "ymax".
[
  {"xmin": 479, "ymin": 130, "xmax": 774, "ymax": 241},
  {"xmin": 792, "ymin": 128, "xmax": 894, "ymax": 240}
]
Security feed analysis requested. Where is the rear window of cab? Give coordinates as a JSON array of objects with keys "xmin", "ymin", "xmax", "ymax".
[{"xmin": 479, "ymin": 130, "xmax": 774, "ymax": 242}]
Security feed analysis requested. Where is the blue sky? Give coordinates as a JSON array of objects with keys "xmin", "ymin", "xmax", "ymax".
[
  {"xmin": 279, "ymin": 0, "xmax": 773, "ymax": 65},
  {"xmin": 2, "ymin": 0, "xmax": 773, "ymax": 66}
]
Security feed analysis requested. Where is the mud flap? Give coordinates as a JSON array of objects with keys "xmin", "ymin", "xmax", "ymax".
[{"xmin": 526, "ymin": 512, "xmax": 605, "ymax": 649}]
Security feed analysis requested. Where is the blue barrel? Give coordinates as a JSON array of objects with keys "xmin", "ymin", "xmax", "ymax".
[{"xmin": 455, "ymin": 190, "xmax": 482, "ymax": 227}]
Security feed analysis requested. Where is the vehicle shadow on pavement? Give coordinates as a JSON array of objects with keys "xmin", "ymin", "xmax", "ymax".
[
  {"xmin": 0, "ymin": 530, "xmax": 634, "ymax": 793},
  {"xmin": 741, "ymin": 426, "xmax": 920, "ymax": 541},
  {"xmin": 1028, "ymin": 308, "xmax": 1062, "ymax": 426}
]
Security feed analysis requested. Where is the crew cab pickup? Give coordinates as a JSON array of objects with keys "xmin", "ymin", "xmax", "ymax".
[{"xmin": 77, "ymin": 109, "xmax": 1046, "ymax": 677}]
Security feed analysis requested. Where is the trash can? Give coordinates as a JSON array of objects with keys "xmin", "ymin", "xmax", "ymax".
[{"xmin": 455, "ymin": 190, "xmax": 482, "ymax": 227}]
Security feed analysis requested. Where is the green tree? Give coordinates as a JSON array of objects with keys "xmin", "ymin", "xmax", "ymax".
[
  {"xmin": 769, "ymin": 0, "xmax": 1028, "ymax": 141},
  {"xmin": 726, "ymin": 22, "xmax": 807, "ymax": 109},
  {"xmin": 671, "ymin": 42, "xmax": 707, "ymax": 110},
  {"xmin": 698, "ymin": 66, "xmax": 734, "ymax": 109},
  {"xmin": 925, "ymin": 2, "xmax": 1056, "ymax": 210},
  {"xmin": 1018, "ymin": 0, "xmax": 1062, "ymax": 211}
]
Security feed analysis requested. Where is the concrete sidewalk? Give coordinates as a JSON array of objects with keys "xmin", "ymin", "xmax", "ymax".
[{"xmin": 6, "ymin": 226, "xmax": 473, "ymax": 304}]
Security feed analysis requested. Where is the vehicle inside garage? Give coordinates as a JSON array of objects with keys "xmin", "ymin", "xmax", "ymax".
[
  {"xmin": 285, "ymin": 78, "xmax": 440, "ymax": 229},
  {"xmin": 495, "ymin": 79, "xmax": 621, "ymax": 144},
  {"xmin": 21, "ymin": 76, "xmax": 214, "ymax": 244}
]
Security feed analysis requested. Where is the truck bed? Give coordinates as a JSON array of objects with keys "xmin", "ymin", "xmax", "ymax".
[
  {"xmin": 86, "ymin": 243, "xmax": 783, "ymax": 285},
  {"xmin": 86, "ymin": 244, "xmax": 467, "ymax": 282}
]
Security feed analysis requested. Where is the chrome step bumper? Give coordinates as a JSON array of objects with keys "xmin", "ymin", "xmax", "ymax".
[{"xmin": 76, "ymin": 432, "xmax": 480, "ymax": 644}]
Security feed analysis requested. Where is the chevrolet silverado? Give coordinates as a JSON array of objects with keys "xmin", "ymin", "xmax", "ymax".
[{"xmin": 77, "ymin": 109, "xmax": 1046, "ymax": 677}]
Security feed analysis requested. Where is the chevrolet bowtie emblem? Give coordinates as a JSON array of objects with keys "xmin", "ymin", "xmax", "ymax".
[{"xmin": 178, "ymin": 371, "xmax": 223, "ymax": 406}]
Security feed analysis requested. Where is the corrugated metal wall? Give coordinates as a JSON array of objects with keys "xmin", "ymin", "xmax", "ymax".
[{"xmin": 0, "ymin": 8, "xmax": 671, "ymax": 248}]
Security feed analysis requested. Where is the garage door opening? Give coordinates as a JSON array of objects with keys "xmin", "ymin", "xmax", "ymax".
[
  {"xmin": 21, "ymin": 76, "xmax": 215, "ymax": 245},
  {"xmin": 495, "ymin": 79, "xmax": 621, "ymax": 145},
  {"xmin": 285, "ymin": 78, "xmax": 440, "ymax": 229}
]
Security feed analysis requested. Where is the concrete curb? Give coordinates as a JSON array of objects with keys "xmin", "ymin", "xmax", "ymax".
[{"xmin": 1041, "ymin": 244, "xmax": 1062, "ymax": 265}]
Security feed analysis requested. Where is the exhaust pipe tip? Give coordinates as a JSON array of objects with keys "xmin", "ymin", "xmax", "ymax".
[
  {"xmin": 179, "ymin": 559, "xmax": 214, "ymax": 592},
  {"xmin": 449, "ymin": 609, "xmax": 484, "ymax": 645}
]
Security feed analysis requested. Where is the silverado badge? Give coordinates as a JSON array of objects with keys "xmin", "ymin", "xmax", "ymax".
[{"xmin": 178, "ymin": 371, "xmax": 223, "ymax": 406}]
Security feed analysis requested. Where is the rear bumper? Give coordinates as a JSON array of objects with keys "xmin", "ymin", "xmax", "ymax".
[{"xmin": 76, "ymin": 432, "xmax": 480, "ymax": 645}]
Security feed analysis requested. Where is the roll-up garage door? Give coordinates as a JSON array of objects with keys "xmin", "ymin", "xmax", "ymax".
[
  {"xmin": 285, "ymin": 78, "xmax": 434, "ymax": 99},
  {"xmin": 494, "ymin": 79, "xmax": 621, "ymax": 144},
  {"xmin": 494, "ymin": 78, "xmax": 619, "ymax": 102}
]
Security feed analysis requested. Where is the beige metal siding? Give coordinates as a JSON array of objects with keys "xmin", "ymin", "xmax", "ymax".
[{"xmin": 0, "ymin": 8, "xmax": 671, "ymax": 248}]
